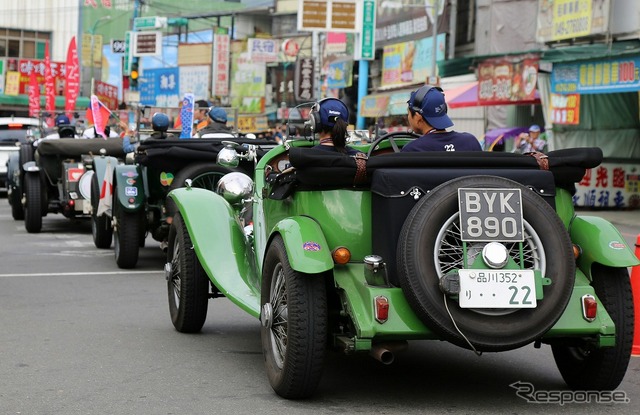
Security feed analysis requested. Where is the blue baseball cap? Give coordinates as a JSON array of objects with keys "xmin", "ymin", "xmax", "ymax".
[
  {"xmin": 529, "ymin": 124, "xmax": 541, "ymax": 132},
  {"xmin": 408, "ymin": 86, "xmax": 453, "ymax": 130},
  {"xmin": 208, "ymin": 107, "xmax": 227, "ymax": 123},
  {"xmin": 319, "ymin": 98, "xmax": 349, "ymax": 127},
  {"xmin": 55, "ymin": 114, "xmax": 70, "ymax": 126}
]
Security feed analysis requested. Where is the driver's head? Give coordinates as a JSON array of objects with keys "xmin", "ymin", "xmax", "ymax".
[{"xmin": 407, "ymin": 85, "xmax": 453, "ymax": 133}]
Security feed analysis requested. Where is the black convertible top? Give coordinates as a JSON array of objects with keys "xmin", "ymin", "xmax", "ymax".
[
  {"xmin": 136, "ymin": 137, "xmax": 276, "ymax": 171},
  {"xmin": 288, "ymin": 147, "xmax": 603, "ymax": 190},
  {"xmin": 37, "ymin": 137, "xmax": 126, "ymax": 158}
]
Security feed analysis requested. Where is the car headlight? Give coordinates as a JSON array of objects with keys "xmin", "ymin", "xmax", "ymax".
[{"xmin": 216, "ymin": 172, "xmax": 253, "ymax": 207}]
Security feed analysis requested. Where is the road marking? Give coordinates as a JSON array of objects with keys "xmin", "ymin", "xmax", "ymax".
[{"xmin": 0, "ymin": 270, "xmax": 164, "ymax": 278}]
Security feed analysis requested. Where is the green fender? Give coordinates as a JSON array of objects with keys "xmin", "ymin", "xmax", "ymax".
[
  {"xmin": 113, "ymin": 164, "xmax": 145, "ymax": 212},
  {"xmin": 92, "ymin": 155, "xmax": 119, "ymax": 187},
  {"xmin": 170, "ymin": 187, "xmax": 261, "ymax": 318},
  {"xmin": 570, "ymin": 215, "xmax": 640, "ymax": 279},
  {"xmin": 271, "ymin": 216, "xmax": 334, "ymax": 274}
]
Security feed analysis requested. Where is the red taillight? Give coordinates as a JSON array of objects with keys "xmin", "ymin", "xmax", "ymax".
[
  {"xmin": 374, "ymin": 296, "xmax": 389, "ymax": 323},
  {"xmin": 581, "ymin": 294, "xmax": 597, "ymax": 321},
  {"xmin": 128, "ymin": 198, "xmax": 135, "ymax": 204},
  {"xmin": 68, "ymin": 199, "xmax": 75, "ymax": 207}
]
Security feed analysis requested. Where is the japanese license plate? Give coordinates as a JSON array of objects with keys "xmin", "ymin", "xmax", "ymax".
[
  {"xmin": 458, "ymin": 269, "xmax": 537, "ymax": 308},
  {"xmin": 458, "ymin": 188, "xmax": 524, "ymax": 242}
]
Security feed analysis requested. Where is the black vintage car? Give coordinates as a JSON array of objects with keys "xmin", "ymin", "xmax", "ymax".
[{"xmin": 22, "ymin": 138, "xmax": 126, "ymax": 233}]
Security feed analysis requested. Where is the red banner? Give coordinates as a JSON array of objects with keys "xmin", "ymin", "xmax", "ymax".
[
  {"xmin": 94, "ymin": 81, "xmax": 119, "ymax": 110},
  {"xmin": 478, "ymin": 56, "xmax": 539, "ymax": 106},
  {"xmin": 44, "ymin": 41, "xmax": 56, "ymax": 126},
  {"xmin": 15, "ymin": 59, "xmax": 66, "ymax": 95},
  {"xmin": 65, "ymin": 36, "xmax": 80, "ymax": 117},
  {"xmin": 28, "ymin": 71, "xmax": 40, "ymax": 118}
]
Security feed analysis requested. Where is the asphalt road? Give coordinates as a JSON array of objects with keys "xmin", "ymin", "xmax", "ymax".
[{"xmin": 0, "ymin": 198, "xmax": 638, "ymax": 414}]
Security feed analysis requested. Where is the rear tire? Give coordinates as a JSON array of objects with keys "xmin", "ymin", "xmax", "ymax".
[
  {"xmin": 166, "ymin": 213, "xmax": 209, "ymax": 333},
  {"xmin": 91, "ymin": 174, "xmax": 113, "ymax": 249},
  {"xmin": 24, "ymin": 173, "xmax": 43, "ymax": 233},
  {"xmin": 552, "ymin": 265, "xmax": 634, "ymax": 390},
  {"xmin": 397, "ymin": 175, "xmax": 575, "ymax": 352},
  {"xmin": 113, "ymin": 182, "xmax": 142, "ymax": 269}
]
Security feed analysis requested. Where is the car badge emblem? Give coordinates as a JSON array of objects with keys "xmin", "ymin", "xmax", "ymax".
[{"xmin": 303, "ymin": 242, "xmax": 321, "ymax": 251}]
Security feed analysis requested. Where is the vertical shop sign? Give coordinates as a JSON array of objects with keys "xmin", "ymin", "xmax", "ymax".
[
  {"xmin": 295, "ymin": 58, "xmax": 315, "ymax": 101},
  {"xmin": 212, "ymin": 33, "xmax": 230, "ymax": 96},
  {"xmin": 360, "ymin": 0, "xmax": 376, "ymax": 60}
]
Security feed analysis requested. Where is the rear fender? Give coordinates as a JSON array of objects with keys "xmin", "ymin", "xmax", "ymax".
[
  {"xmin": 270, "ymin": 217, "xmax": 334, "ymax": 274},
  {"xmin": 170, "ymin": 187, "xmax": 260, "ymax": 318},
  {"xmin": 113, "ymin": 164, "xmax": 144, "ymax": 212},
  {"xmin": 570, "ymin": 215, "xmax": 640, "ymax": 279}
]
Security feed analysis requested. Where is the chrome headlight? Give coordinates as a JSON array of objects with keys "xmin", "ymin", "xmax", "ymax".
[
  {"xmin": 216, "ymin": 172, "xmax": 253, "ymax": 206},
  {"xmin": 217, "ymin": 143, "xmax": 239, "ymax": 168}
]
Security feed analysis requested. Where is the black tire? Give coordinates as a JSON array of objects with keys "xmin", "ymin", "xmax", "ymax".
[
  {"xmin": 10, "ymin": 144, "xmax": 34, "ymax": 220},
  {"xmin": 91, "ymin": 174, "xmax": 113, "ymax": 249},
  {"xmin": 397, "ymin": 175, "xmax": 575, "ymax": 352},
  {"xmin": 552, "ymin": 264, "xmax": 634, "ymax": 390},
  {"xmin": 166, "ymin": 213, "xmax": 209, "ymax": 333},
  {"xmin": 24, "ymin": 173, "xmax": 43, "ymax": 233},
  {"xmin": 261, "ymin": 235, "xmax": 327, "ymax": 399},
  {"xmin": 165, "ymin": 163, "xmax": 232, "ymax": 219},
  {"xmin": 10, "ymin": 192, "xmax": 24, "ymax": 220},
  {"xmin": 113, "ymin": 181, "xmax": 143, "ymax": 269}
]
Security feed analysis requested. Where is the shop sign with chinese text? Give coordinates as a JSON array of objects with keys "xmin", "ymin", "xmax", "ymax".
[
  {"xmin": 574, "ymin": 163, "xmax": 640, "ymax": 209},
  {"xmin": 477, "ymin": 56, "xmax": 539, "ymax": 105},
  {"xmin": 550, "ymin": 93, "xmax": 580, "ymax": 125},
  {"xmin": 551, "ymin": 56, "xmax": 640, "ymax": 94},
  {"xmin": 295, "ymin": 58, "xmax": 315, "ymax": 101}
]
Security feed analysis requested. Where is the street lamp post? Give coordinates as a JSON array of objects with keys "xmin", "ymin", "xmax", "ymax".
[{"xmin": 89, "ymin": 15, "xmax": 111, "ymax": 95}]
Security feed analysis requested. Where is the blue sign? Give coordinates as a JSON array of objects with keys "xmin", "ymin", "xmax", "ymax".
[
  {"xmin": 179, "ymin": 93, "xmax": 194, "ymax": 139},
  {"xmin": 551, "ymin": 56, "xmax": 640, "ymax": 94},
  {"xmin": 139, "ymin": 67, "xmax": 180, "ymax": 107}
]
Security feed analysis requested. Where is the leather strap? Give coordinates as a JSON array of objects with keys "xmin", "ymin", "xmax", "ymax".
[
  {"xmin": 353, "ymin": 153, "xmax": 368, "ymax": 185},
  {"xmin": 526, "ymin": 151, "xmax": 549, "ymax": 170}
]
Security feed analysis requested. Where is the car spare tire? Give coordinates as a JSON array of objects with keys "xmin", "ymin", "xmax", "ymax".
[{"xmin": 396, "ymin": 175, "xmax": 575, "ymax": 352}]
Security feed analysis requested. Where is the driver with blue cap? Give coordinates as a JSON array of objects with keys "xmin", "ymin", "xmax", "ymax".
[{"xmin": 402, "ymin": 85, "xmax": 481, "ymax": 152}]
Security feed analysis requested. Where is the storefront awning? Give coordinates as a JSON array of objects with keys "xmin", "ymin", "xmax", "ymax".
[
  {"xmin": 444, "ymin": 82, "xmax": 540, "ymax": 109},
  {"xmin": 0, "ymin": 94, "xmax": 91, "ymax": 111}
]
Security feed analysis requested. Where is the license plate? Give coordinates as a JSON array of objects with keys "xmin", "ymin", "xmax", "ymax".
[
  {"xmin": 458, "ymin": 269, "xmax": 537, "ymax": 308},
  {"xmin": 458, "ymin": 188, "xmax": 524, "ymax": 242}
]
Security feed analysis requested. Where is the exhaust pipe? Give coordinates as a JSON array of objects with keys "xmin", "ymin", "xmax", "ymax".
[{"xmin": 369, "ymin": 341, "xmax": 408, "ymax": 365}]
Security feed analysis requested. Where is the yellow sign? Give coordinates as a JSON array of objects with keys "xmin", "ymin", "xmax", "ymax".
[{"xmin": 5, "ymin": 71, "xmax": 21, "ymax": 96}]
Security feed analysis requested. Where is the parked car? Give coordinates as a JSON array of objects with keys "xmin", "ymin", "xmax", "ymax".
[
  {"xmin": 2, "ymin": 117, "xmax": 42, "ymax": 219},
  {"xmin": 91, "ymin": 135, "xmax": 276, "ymax": 269},
  {"xmin": 165, "ymin": 132, "xmax": 638, "ymax": 399},
  {"xmin": 22, "ymin": 137, "xmax": 126, "ymax": 233}
]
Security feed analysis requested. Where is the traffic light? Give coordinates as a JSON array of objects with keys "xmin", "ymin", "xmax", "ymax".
[{"xmin": 130, "ymin": 60, "xmax": 139, "ymax": 90}]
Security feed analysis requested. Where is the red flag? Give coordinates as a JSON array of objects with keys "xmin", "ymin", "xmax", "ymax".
[
  {"xmin": 28, "ymin": 71, "xmax": 41, "ymax": 118},
  {"xmin": 44, "ymin": 41, "xmax": 56, "ymax": 127},
  {"xmin": 90, "ymin": 95, "xmax": 112, "ymax": 139},
  {"xmin": 65, "ymin": 37, "xmax": 80, "ymax": 118}
]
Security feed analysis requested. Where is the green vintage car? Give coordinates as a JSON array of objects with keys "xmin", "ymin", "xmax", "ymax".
[{"xmin": 165, "ymin": 133, "xmax": 638, "ymax": 399}]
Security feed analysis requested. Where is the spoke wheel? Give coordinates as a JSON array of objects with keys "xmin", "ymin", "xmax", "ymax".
[
  {"xmin": 166, "ymin": 213, "xmax": 209, "ymax": 333},
  {"xmin": 552, "ymin": 264, "xmax": 634, "ymax": 390},
  {"xmin": 261, "ymin": 235, "xmax": 327, "ymax": 399}
]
